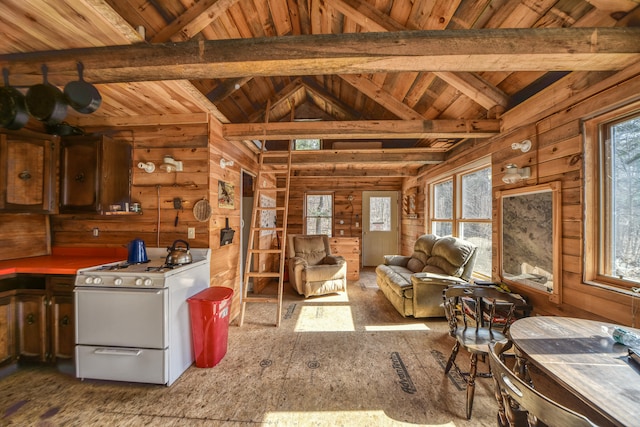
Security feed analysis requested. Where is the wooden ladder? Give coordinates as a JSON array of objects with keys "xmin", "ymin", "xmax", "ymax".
[{"xmin": 238, "ymin": 138, "xmax": 292, "ymax": 327}]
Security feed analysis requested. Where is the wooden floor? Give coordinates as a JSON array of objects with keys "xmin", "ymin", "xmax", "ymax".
[{"xmin": 0, "ymin": 268, "xmax": 502, "ymax": 426}]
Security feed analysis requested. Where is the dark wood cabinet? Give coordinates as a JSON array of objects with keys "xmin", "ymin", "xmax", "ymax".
[
  {"xmin": 60, "ymin": 135, "xmax": 131, "ymax": 214},
  {"xmin": 16, "ymin": 291, "xmax": 47, "ymax": 362},
  {"xmin": 47, "ymin": 276, "xmax": 75, "ymax": 361},
  {"xmin": 0, "ymin": 293, "xmax": 15, "ymax": 366},
  {"xmin": 0, "ymin": 133, "xmax": 57, "ymax": 213}
]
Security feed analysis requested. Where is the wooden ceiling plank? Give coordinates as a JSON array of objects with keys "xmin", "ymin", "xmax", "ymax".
[
  {"xmin": 73, "ymin": 113, "xmax": 209, "ymax": 127},
  {"xmin": 3, "ymin": 28, "xmax": 639, "ymax": 86},
  {"xmin": 246, "ymin": 79, "xmax": 306, "ymax": 122},
  {"xmin": 222, "ymin": 118, "xmax": 500, "ymax": 140},
  {"xmin": 206, "ymin": 77, "xmax": 254, "ymax": 102},
  {"xmin": 265, "ymin": 149, "xmax": 445, "ymax": 164},
  {"xmin": 151, "ymin": 0, "xmax": 241, "ymax": 42},
  {"xmin": 340, "ymin": 74, "xmax": 425, "ymax": 120}
]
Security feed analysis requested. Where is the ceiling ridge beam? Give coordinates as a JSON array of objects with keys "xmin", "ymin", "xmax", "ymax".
[
  {"xmin": 223, "ymin": 119, "xmax": 500, "ymax": 140},
  {"xmin": 246, "ymin": 78, "xmax": 306, "ymax": 122}
]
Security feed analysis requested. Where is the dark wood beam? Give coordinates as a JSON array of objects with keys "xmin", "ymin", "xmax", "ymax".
[
  {"xmin": 264, "ymin": 149, "xmax": 445, "ymax": 165},
  {"xmin": 1, "ymin": 28, "xmax": 638, "ymax": 86}
]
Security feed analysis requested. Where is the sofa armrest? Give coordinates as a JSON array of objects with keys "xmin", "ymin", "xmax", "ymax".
[
  {"xmin": 412, "ymin": 272, "xmax": 468, "ymax": 285},
  {"xmin": 383, "ymin": 255, "xmax": 411, "ymax": 267},
  {"xmin": 324, "ymin": 255, "xmax": 346, "ymax": 265}
]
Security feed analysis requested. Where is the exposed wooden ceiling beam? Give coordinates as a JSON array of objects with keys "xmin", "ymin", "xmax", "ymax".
[
  {"xmin": 2, "ymin": 28, "xmax": 638, "ymax": 86},
  {"xmin": 151, "ymin": 0, "xmax": 241, "ymax": 42},
  {"xmin": 222, "ymin": 119, "xmax": 500, "ymax": 140},
  {"xmin": 246, "ymin": 79, "xmax": 306, "ymax": 122},
  {"xmin": 339, "ymin": 74, "xmax": 425, "ymax": 120},
  {"xmin": 265, "ymin": 149, "xmax": 445, "ymax": 164},
  {"xmin": 72, "ymin": 113, "xmax": 209, "ymax": 127},
  {"xmin": 205, "ymin": 77, "xmax": 254, "ymax": 102},
  {"xmin": 301, "ymin": 78, "xmax": 361, "ymax": 120}
]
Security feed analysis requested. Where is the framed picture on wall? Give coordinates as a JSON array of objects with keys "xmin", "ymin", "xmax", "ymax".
[
  {"xmin": 498, "ymin": 182, "xmax": 562, "ymax": 303},
  {"xmin": 218, "ymin": 180, "xmax": 235, "ymax": 209}
]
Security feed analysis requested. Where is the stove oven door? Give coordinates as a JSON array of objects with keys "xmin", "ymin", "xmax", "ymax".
[{"xmin": 75, "ymin": 287, "xmax": 169, "ymax": 384}]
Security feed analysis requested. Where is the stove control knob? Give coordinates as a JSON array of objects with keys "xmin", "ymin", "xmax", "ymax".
[
  {"xmin": 84, "ymin": 277, "xmax": 93, "ymax": 285},
  {"xmin": 143, "ymin": 278, "xmax": 154, "ymax": 287},
  {"xmin": 114, "ymin": 278, "xmax": 123, "ymax": 286},
  {"xmin": 93, "ymin": 276, "xmax": 102, "ymax": 285},
  {"xmin": 134, "ymin": 278, "xmax": 143, "ymax": 286}
]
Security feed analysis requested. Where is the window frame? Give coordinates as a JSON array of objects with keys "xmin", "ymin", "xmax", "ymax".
[
  {"xmin": 303, "ymin": 192, "xmax": 334, "ymax": 236},
  {"xmin": 583, "ymin": 100, "xmax": 640, "ymax": 291},
  {"xmin": 428, "ymin": 157, "xmax": 492, "ymax": 278}
]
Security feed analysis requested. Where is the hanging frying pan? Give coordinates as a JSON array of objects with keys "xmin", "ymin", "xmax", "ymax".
[
  {"xmin": 0, "ymin": 68, "xmax": 29, "ymax": 130},
  {"xmin": 64, "ymin": 62, "xmax": 101, "ymax": 114},
  {"xmin": 26, "ymin": 64, "xmax": 68, "ymax": 124}
]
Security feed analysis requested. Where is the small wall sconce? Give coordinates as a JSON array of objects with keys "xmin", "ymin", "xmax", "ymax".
[
  {"xmin": 220, "ymin": 158, "xmax": 234, "ymax": 169},
  {"xmin": 511, "ymin": 139, "xmax": 532, "ymax": 152},
  {"xmin": 137, "ymin": 161, "xmax": 155, "ymax": 173},
  {"xmin": 502, "ymin": 163, "xmax": 531, "ymax": 184},
  {"xmin": 160, "ymin": 156, "xmax": 183, "ymax": 173}
]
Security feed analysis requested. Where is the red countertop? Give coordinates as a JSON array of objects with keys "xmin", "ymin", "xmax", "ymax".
[{"xmin": 0, "ymin": 247, "xmax": 128, "ymax": 277}]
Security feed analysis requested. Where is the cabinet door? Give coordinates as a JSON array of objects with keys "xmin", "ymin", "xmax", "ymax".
[
  {"xmin": 16, "ymin": 292, "xmax": 47, "ymax": 362},
  {"xmin": 60, "ymin": 135, "xmax": 131, "ymax": 213},
  {"xmin": 50, "ymin": 293, "xmax": 74, "ymax": 361},
  {"xmin": 0, "ymin": 134, "xmax": 56, "ymax": 213},
  {"xmin": 0, "ymin": 294, "xmax": 15, "ymax": 366},
  {"xmin": 47, "ymin": 276, "xmax": 75, "ymax": 361},
  {"xmin": 59, "ymin": 138, "xmax": 99, "ymax": 211}
]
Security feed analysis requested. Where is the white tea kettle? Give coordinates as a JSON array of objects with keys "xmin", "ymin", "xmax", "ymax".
[{"xmin": 166, "ymin": 239, "xmax": 192, "ymax": 265}]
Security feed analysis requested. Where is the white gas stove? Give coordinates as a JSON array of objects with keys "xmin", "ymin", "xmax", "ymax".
[
  {"xmin": 75, "ymin": 247, "xmax": 210, "ymax": 288},
  {"xmin": 75, "ymin": 247, "xmax": 211, "ymax": 386}
]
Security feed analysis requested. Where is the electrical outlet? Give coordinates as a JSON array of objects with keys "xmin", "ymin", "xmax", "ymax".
[
  {"xmin": 188, "ymin": 227, "xmax": 195, "ymax": 239},
  {"xmin": 92, "ymin": 228, "xmax": 99, "ymax": 237}
]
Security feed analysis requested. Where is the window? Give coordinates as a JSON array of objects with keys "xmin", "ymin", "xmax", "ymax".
[
  {"xmin": 369, "ymin": 196, "xmax": 391, "ymax": 231},
  {"xmin": 430, "ymin": 162, "xmax": 492, "ymax": 278},
  {"xmin": 584, "ymin": 102, "xmax": 640, "ymax": 289},
  {"xmin": 294, "ymin": 139, "xmax": 320, "ymax": 150},
  {"xmin": 305, "ymin": 193, "xmax": 333, "ymax": 236}
]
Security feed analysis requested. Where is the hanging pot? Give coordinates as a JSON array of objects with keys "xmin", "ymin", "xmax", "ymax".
[
  {"xmin": 0, "ymin": 68, "xmax": 29, "ymax": 130},
  {"xmin": 26, "ymin": 64, "xmax": 68, "ymax": 124},
  {"xmin": 166, "ymin": 239, "xmax": 192, "ymax": 265},
  {"xmin": 64, "ymin": 62, "xmax": 101, "ymax": 114}
]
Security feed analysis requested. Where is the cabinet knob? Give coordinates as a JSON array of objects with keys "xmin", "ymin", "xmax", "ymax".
[
  {"xmin": 18, "ymin": 170, "xmax": 32, "ymax": 180},
  {"xmin": 26, "ymin": 313, "xmax": 35, "ymax": 325},
  {"xmin": 75, "ymin": 172, "xmax": 85, "ymax": 182},
  {"xmin": 60, "ymin": 315, "xmax": 70, "ymax": 327}
]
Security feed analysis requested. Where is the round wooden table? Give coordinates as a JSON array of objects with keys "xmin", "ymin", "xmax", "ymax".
[{"xmin": 509, "ymin": 316, "xmax": 640, "ymax": 427}]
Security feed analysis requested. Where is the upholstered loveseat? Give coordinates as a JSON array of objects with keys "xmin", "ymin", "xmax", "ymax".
[{"xmin": 376, "ymin": 234, "xmax": 477, "ymax": 318}]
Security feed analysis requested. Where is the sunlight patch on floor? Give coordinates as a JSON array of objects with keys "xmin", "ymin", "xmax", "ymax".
[
  {"xmin": 365, "ymin": 323, "xmax": 431, "ymax": 331},
  {"xmin": 295, "ymin": 305, "xmax": 355, "ymax": 332},
  {"xmin": 302, "ymin": 292, "xmax": 350, "ymax": 303},
  {"xmin": 262, "ymin": 410, "xmax": 457, "ymax": 426}
]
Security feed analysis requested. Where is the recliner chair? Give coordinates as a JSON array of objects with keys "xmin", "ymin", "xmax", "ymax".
[{"xmin": 287, "ymin": 234, "xmax": 347, "ymax": 297}]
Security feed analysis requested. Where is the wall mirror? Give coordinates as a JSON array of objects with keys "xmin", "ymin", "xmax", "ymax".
[{"xmin": 498, "ymin": 182, "xmax": 562, "ymax": 303}]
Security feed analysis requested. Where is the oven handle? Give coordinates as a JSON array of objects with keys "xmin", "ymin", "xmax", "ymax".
[{"xmin": 94, "ymin": 348, "xmax": 143, "ymax": 357}]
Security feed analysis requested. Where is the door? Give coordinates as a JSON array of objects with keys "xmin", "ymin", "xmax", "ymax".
[{"xmin": 362, "ymin": 191, "xmax": 399, "ymax": 266}]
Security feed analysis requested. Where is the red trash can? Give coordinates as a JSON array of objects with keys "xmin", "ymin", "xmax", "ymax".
[{"xmin": 187, "ymin": 287, "xmax": 234, "ymax": 368}]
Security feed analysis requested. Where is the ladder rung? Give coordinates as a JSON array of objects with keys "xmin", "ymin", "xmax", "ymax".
[
  {"xmin": 245, "ymin": 272, "xmax": 281, "ymax": 278},
  {"xmin": 257, "ymin": 187, "xmax": 287, "ymax": 192},
  {"xmin": 254, "ymin": 206, "xmax": 285, "ymax": 211},
  {"xmin": 252, "ymin": 227, "xmax": 284, "ymax": 232},
  {"xmin": 248, "ymin": 249, "xmax": 283, "ymax": 254},
  {"xmin": 261, "ymin": 170, "xmax": 289, "ymax": 174},
  {"xmin": 243, "ymin": 296, "xmax": 281, "ymax": 304}
]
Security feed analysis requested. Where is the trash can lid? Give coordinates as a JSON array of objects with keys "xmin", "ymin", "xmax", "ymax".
[{"xmin": 188, "ymin": 286, "xmax": 234, "ymax": 302}]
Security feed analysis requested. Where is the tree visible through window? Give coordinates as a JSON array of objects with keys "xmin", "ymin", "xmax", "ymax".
[
  {"xmin": 295, "ymin": 139, "xmax": 320, "ymax": 150},
  {"xmin": 305, "ymin": 194, "xmax": 332, "ymax": 236},
  {"xmin": 586, "ymin": 105, "xmax": 640, "ymax": 287},
  {"xmin": 430, "ymin": 164, "xmax": 492, "ymax": 278}
]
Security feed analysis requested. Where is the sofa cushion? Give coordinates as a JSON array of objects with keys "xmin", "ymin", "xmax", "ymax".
[
  {"xmin": 293, "ymin": 235, "xmax": 327, "ymax": 265},
  {"xmin": 407, "ymin": 257, "xmax": 425, "ymax": 273},
  {"xmin": 375, "ymin": 265, "xmax": 414, "ymax": 297},
  {"xmin": 425, "ymin": 236, "xmax": 476, "ymax": 277}
]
